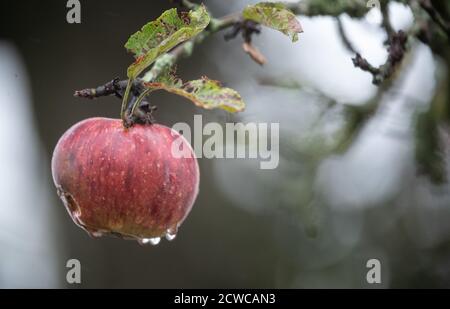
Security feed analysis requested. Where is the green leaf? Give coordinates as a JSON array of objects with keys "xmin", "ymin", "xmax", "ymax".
[
  {"xmin": 125, "ymin": 5, "xmax": 210, "ymax": 79},
  {"xmin": 242, "ymin": 2, "xmax": 303, "ymax": 42},
  {"xmin": 144, "ymin": 68, "xmax": 245, "ymax": 113}
]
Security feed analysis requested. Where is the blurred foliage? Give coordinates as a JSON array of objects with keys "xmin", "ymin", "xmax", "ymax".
[{"xmin": 415, "ymin": 65, "xmax": 449, "ymax": 184}]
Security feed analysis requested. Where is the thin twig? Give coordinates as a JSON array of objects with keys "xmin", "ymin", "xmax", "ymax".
[
  {"xmin": 242, "ymin": 42, "xmax": 267, "ymax": 65},
  {"xmin": 352, "ymin": 53, "xmax": 381, "ymax": 75},
  {"xmin": 74, "ymin": 78, "xmax": 143, "ymax": 99},
  {"xmin": 380, "ymin": 0, "xmax": 394, "ymax": 37},
  {"xmin": 285, "ymin": 0, "xmax": 369, "ymax": 18},
  {"xmin": 352, "ymin": 30, "xmax": 408, "ymax": 85},
  {"xmin": 336, "ymin": 17, "xmax": 358, "ymax": 54}
]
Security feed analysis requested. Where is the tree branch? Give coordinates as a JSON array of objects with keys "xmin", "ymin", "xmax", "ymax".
[
  {"xmin": 352, "ymin": 30, "xmax": 408, "ymax": 85},
  {"xmin": 75, "ymin": 0, "xmax": 446, "ymax": 100},
  {"xmin": 380, "ymin": 0, "xmax": 394, "ymax": 37},
  {"xmin": 74, "ymin": 1, "xmax": 372, "ymax": 100},
  {"xmin": 286, "ymin": 0, "xmax": 370, "ymax": 18},
  {"xmin": 336, "ymin": 17, "xmax": 358, "ymax": 54},
  {"xmin": 74, "ymin": 78, "xmax": 143, "ymax": 99}
]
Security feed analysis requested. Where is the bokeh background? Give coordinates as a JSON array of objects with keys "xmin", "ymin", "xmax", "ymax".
[{"xmin": 1, "ymin": 0, "xmax": 450, "ymax": 288}]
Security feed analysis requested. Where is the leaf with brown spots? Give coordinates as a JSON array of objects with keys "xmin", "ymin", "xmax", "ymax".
[
  {"xmin": 242, "ymin": 2, "xmax": 303, "ymax": 42},
  {"xmin": 125, "ymin": 5, "xmax": 210, "ymax": 79},
  {"xmin": 144, "ymin": 67, "xmax": 245, "ymax": 113}
]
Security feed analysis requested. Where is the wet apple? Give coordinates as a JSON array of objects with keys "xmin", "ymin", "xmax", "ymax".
[{"xmin": 51, "ymin": 117, "xmax": 199, "ymax": 244}]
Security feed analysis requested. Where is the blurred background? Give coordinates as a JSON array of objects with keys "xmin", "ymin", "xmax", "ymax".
[{"xmin": 1, "ymin": 0, "xmax": 450, "ymax": 288}]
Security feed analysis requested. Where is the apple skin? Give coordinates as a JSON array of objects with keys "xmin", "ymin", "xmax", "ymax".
[{"xmin": 51, "ymin": 117, "xmax": 199, "ymax": 242}]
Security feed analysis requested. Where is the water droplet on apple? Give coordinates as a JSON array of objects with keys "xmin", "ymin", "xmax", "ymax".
[
  {"xmin": 149, "ymin": 237, "xmax": 161, "ymax": 245},
  {"xmin": 138, "ymin": 238, "xmax": 150, "ymax": 245},
  {"xmin": 89, "ymin": 231, "xmax": 104, "ymax": 238},
  {"xmin": 165, "ymin": 225, "xmax": 178, "ymax": 241},
  {"xmin": 165, "ymin": 231, "xmax": 177, "ymax": 241},
  {"xmin": 138, "ymin": 237, "xmax": 161, "ymax": 246}
]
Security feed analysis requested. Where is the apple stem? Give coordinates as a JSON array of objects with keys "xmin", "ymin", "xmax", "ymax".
[
  {"xmin": 74, "ymin": 77, "xmax": 156, "ymax": 128},
  {"xmin": 122, "ymin": 89, "xmax": 158, "ymax": 128},
  {"xmin": 120, "ymin": 79, "xmax": 133, "ymax": 124},
  {"xmin": 131, "ymin": 88, "xmax": 154, "ymax": 117}
]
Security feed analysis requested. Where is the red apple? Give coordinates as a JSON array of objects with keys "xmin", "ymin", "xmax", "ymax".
[{"xmin": 51, "ymin": 117, "xmax": 199, "ymax": 244}]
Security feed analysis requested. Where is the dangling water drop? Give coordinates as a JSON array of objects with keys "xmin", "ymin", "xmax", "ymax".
[
  {"xmin": 138, "ymin": 237, "xmax": 161, "ymax": 246},
  {"xmin": 138, "ymin": 238, "xmax": 151, "ymax": 245},
  {"xmin": 90, "ymin": 231, "xmax": 104, "ymax": 238},
  {"xmin": 149, "ymin": 237, "xmax": 161, "ymax": 245},
  {"xmin": 165, "ymin": 225, "xmax": 178, "ymax": 241},
  {"xmin": 85, "ymin": 227, "xmax": 104, "ymax": 238},
  {"xmin": 165, "ymin": 231, "xmax": 176, "ymax": 241}
]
